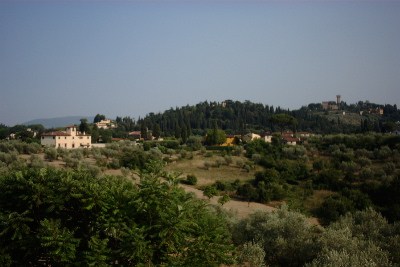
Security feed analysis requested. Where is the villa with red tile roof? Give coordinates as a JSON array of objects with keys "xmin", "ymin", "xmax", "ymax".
[
  {"xmin": 41, "ymin": 125, "xmax": 91, "ymax": 149},
  {"xmin": 283, "ymin": 136, "xmax": 300, "ymax": 145},
  {"xmin": 128, "ymin": 131, "xmax": 142, "ymax": 140}
]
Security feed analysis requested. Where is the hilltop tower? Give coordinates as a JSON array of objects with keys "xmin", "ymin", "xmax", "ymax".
[{"xmin": 336, "ymin": 95, "xmax": 341, "ymax": 108}]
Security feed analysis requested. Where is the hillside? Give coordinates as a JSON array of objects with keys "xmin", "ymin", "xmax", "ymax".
[{"xmin": 134, "ymin": 100, "xmax": 399, "ymax": 136}]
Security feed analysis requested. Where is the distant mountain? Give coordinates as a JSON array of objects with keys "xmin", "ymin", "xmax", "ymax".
[{"xmin": 23, "ymin": 116, "xmax": 94, "ymax": 129}]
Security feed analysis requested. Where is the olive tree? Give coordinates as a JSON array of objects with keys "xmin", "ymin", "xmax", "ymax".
[{"xmin": 232, "ymin": 205, "xmax": 321, "ymax": 266}]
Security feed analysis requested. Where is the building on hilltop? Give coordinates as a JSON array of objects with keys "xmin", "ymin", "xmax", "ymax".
[
  {"xmin": 41, "ymin": 125, "xmax": 91, "ymax": 149},
  {"xmin": 95, "ymin": 119, "xmax": 116, "ymax": 129},
  {"xmin": 322, "ymin": 101, "xmax": 338, "ymax": 110},
  {"xmin": 322, "ymin": 95, "xmax": 342, "ymax": 110},
  {"xmin": 368, "ymin": 107, "xmax": 384, "ymax": 115}
]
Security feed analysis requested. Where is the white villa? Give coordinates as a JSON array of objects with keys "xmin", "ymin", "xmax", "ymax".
[
  {"xmin": 41, "ymin": 125, "xmax": 91, "ymax": 149},
  {"xmin": 242, "ymin": 133, "xmax": 261, "ymax": 143}
]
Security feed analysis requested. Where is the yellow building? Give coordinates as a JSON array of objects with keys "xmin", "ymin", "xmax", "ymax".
[{"xmin": 41, "ymin": 125, "xmax": 91, "ymax": 149}]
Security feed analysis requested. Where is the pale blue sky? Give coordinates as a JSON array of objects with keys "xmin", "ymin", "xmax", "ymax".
[{"xmin": 1, "ymin": 1, "xmax": 399, "ymax": 126}]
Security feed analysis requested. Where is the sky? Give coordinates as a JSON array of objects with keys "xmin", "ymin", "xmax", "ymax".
[{"xmin": 1, "ymin": 0, "xmax": 399, "ymax": 126}]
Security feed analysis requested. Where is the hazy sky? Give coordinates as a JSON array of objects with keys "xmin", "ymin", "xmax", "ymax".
[{"xmin": 1, "ymin": 1, "xmax": 399, "ymax": 126}]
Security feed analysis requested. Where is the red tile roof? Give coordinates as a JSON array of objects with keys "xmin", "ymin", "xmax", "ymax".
[
  {"xmin": 283, "ymin": 137, "xmax": 299, "ymax": 142},
  {"xmin": 112, "ymin": 138, "xmax": 126, "ymax": 141},
  {"xmin": 41, "ymin": 131, "xmax": 70, "ymax": 137}
]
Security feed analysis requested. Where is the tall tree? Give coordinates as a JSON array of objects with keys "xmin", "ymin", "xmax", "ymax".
[
  {"xmin": 91, "ymin": 124, "xmax": 99, "ymax": 143},
  {"xmin": 79, "ymin": 118, "xmax": 90, "ymax": 134},
  {"xmin": 93, "ymin": 114, "xmax": 106, "ymax": 123},
  {"xmin": 153, "ymin": 123, "xmax": 161, "ymax": 139},
  {"xmin": 181, "ymin": 126, "xmax": 188, "ymax": 143},
  {"xmin": 270, "ymin": 114, "xmax": 297, "ymax": 134},
  {"xmin": 140, "ymin": 122, "xmax": 147, "ymax": 140}
]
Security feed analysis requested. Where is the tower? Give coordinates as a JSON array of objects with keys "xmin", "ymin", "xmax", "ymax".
[{"xmin": 336, "ymin": 95, "xmax": 341, "ymax": 108}]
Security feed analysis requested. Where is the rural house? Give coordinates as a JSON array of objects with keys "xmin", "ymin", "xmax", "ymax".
[
  {"xmin": 95, "ymin": 119, "xmax": 117, "ymax": 129},
  {"xmin": 41, "ymin": 125, "xmax": 91, "ymax": 149}
]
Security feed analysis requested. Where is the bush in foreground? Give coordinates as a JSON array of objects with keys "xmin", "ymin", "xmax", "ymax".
[{"xmin": 0, "ymin": 165, "xmax": 233, "ymax": 266}]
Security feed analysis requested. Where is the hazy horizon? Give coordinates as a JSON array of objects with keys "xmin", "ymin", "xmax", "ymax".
[{"xmin": 1, "ymin": 1, "xmax": 399, "ymax": 126}]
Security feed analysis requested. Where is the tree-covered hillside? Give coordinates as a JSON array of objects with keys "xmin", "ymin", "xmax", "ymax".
[
  {"xmin": 136, "ymin": 100, "xmax": 399, "ymax": 137},
  {"xmin": 2, "ymin": 100, "xmax": 399, "ymax": 142}
]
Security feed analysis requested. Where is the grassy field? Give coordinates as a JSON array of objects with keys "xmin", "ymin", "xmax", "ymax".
[{"xmin": 164, "ymin": 153, "xmax": 263, "ymax": 186}]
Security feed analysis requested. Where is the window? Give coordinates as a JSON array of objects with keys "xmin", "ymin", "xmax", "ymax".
[
  {"xmin": 72, "ymin": 144, "xmax": 75, "ymax": 148},
  {"xmin": 65, "ymin": 144, "xmax": 67, "ymax": 148},
  {"xmin": 65, "ymin": 137, "xmax": 66, "ymax": 139},
  {"xmin": 53, "ymin": 136, "xmax": 55, "ymax": 139},
  {"xmin": 58, "ymin": 137, "xmax": 60, "ymax": 139},
  {"xmin": 58, "ymin": 144, "xmax": 61, "ymax": 147}
]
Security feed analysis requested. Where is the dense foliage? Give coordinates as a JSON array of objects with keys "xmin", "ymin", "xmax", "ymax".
[
  {"xmin": 136, "ymin": 100, "xmax": 399, "ymax": 138},
  {"xmin": 0, "ymin": 165, "xmax": 234, "ymax": 266},
  {"xmin": 233, "ymin": 206, "xmax": 400, "ymax": 267}
]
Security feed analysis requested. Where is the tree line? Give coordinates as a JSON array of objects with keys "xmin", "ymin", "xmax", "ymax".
[{"xmin": 1, "ymin": 100, "xmax": 399, "ymax": 143}]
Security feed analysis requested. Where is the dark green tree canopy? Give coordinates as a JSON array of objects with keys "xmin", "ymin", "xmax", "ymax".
[
  {"xmin": 0, "ymin": 166, "xmax": 234, "ymax": 266},
  {"xmin": 93, "ymin": 114, "xmax": 106, "ymax": 123},
  {"xmin": 79, "ymin": 118, "xmax": 90, "ymax": 134},
  {"xmin": 270, "ymin": 113, "xmax": 298, "ymax": 133}
]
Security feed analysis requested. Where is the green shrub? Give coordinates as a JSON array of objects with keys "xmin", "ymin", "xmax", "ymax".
[
  {"xmin": 236, "ymin": 242, "xmax": 266, "ymax": 267},
  {"xmin": 107, "ymin": 158, "xmax": 120, "ymax": 169},
  {"xmin": 64, "ymin": 156, "xmax": 79, "ymax": 168},
  {"xmin": 232, "ymin": 206, "xmax": 320, "ymax": 267},
  {"xmin": 203, "ymin": 185, "xmax": 218, "ymax": 199},
  {"xmin": 29, "ymin": 155, "xmax": 45, "ymax": 168},
  {"xmin": 44, "ymin": 148, "xmax": 58, "ymax": 162},
  {"xmin": 183, "ymin": 174, "xmax": 197, "ymax": 185}
]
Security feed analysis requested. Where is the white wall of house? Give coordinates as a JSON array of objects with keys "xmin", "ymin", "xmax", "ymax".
[{"xmin": 264, "ymin": 135, "xmax": 272, "ymax": 143}]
